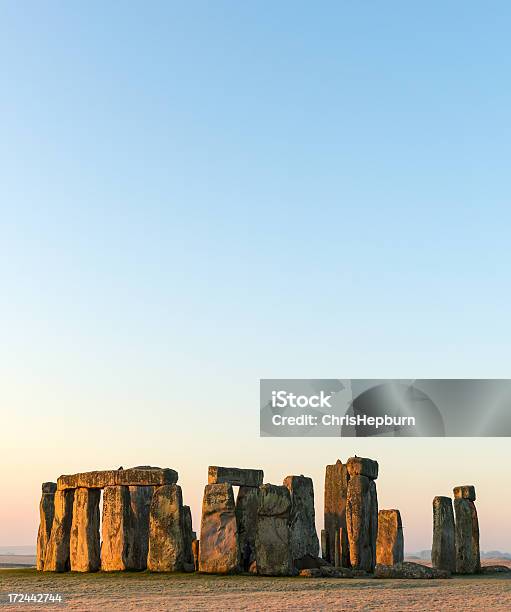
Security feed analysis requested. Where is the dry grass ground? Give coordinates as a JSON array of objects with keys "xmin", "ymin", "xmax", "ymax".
[{"xmin": 1, "ymin": 568, "xmax": 510, "ymax": 612}]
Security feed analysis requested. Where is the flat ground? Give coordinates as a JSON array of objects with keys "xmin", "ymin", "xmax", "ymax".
[{"xmin": 1, "ymin": 568, "xmax": 510, "ymax": 612}]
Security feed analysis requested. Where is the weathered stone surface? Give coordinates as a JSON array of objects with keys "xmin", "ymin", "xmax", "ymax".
[
  {"xmin": 368, "ymin": 480, "xmax": 378, "ymax": 567},
  {"xmin": 129, "ymin": 485, "xmax": 154, "ymax": 570},
  {"xmin": 235, "ymin": 486, "xmax": 259, "ymax": 571},
  {"xmin": 351, "ymin": 568, "xmax": 373, "ymax": 577},
  {"xmin": 58, "ymin": 467, "xmax": 178, "ymax": 490},
  {"xmin": 101, "ymin": 486, "xmax": 136, "ymax": 571},
  {"xmin": 375, "ymin": 561, "xmax": 450, "ymax": 579},
  {"xmin": 258, "ymin": 483, "xmax": 291, "ymax": 516},
  {"xmin": 299, "ymin": 565, "xmax": 353, "ymax": 578},
  {"xmin": 454, "ymin": 497, "xmax": 480, "ymax": 574},
  {"xmin": 376, "ymin": 509, "xmax": 404, "ymax": 566},
  {"xmin": 293, "ymin": 554, "xmax": 329, "ymax": 570},
  {"xmin": 346, "ymin": 456, "xmax": 379, "ymax": 480},
  {"xmin": 192, "ymin": 539, "xmax": 199, "ymax": 571},
  {"xmin": 147, "ymin": 485, "xmax": 185, "ymax": 572},
  {"xmin": 207, "ymin": 466, "xmax": 263, "ymax": 487},
  {"xmin": 255, "ymin": 484, "xmax": 292, "ymax": 576},
  {"xmin": 321, "ymin": 529, "xmax": 328, "ymax": 560},
  {"xmin": 346, "ymin": 474, "xmax": 378, "ymax": 571},
  {"xmin": 480, "ymin": 565, "xmax": 511, "ymax": 574},
  {"xmin": 36, "ymin": 484, "xmax": 56, "ymax": 570},
  {"xmin": 284, "ymin": 475, "xmax": 319, "ymax": 567},
  {"xmin": 334, "ymin": 528, "xmax": 341, "ymax": 567},
  {"xmin": 299, "ymin": 568, "xmax": 322, "ymax": 578},
  {"xmin": 199, "ymin": 483, "xmax": 239, "ymax": 573},
  {"xmin": 70, "ymin": 488, "xmax": 101, "ymax": 572},
  {"xmin": 432, "ymin": 496, "xmax": 455, "ymax": 572},
  {"xmin": 320, "ymin": 565, "xmax": 354, "ymax": 578},
  {"xmin": 182, "ymin": 504, "xmax": 194, "ymax": 567},
  {"xmin": 324, "ymin": 460, "xmax": 350, "ymax": 567},
  {"xmin": 43, "ymin": 489, "xmax": 74, "ymax": 572},
  {"xmin": 453, "ymin": 485, "xmax": 476, "ymax": 502},
  {"xmin": 298, "ymin": 565, "xmax": 353, "ymax": 578}
]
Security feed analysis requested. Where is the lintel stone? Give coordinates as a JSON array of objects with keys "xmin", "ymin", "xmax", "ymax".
[
  {"xmin": 453, "ymin": 485, "xmax": 476, "ymax": 501},
  {"xmin": 208, "ymin": 466, "xmax": 263, "ymax": 487},
  {"xmin": 346, "ymin": 457, "xmax": 378, "ymax": 480},
  {"xmin": 57, "ymin": 467, "xmax": 178, "ymax": 490}
]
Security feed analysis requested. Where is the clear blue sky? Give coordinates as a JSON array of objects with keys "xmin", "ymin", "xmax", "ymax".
[{"xmin": 1, "ymin": 2, "xmax": 510, "ymax": 550}]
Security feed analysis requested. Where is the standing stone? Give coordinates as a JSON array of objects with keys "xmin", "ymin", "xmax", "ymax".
[
  {"xmin": 235, "ymin": 486, "xmax": 259, "ymax": 571},
  {"xmin": 334, "ymin": 528, "xmax": 346, "ymax": 568},
  {"xmin": 454, "ymin": 492, "xmax": 480, "ymax": 574},
  {"xmin": 129, "ymin": 485, "xmax": 154, "ymax": 570},
  {"xmin": 368, "ymin": 480, "xmax": 378, "ymax": 567},
  {"xmin": 147, "ymin": 485, "xmax": 185, "ymax": 572},
  {"xmin": 255, "ymin": 484, "xmax": 292, "ymax": 576},
  {"xmin": 43, "ymin": 489, "xmax": 74, "ymax": 572},
  {"xmin": 101, "ymin": 486, "xmax": 136, "ymax": 571},
  {"xmin": 346, "ymin": 474, "xmax": 378, "ymax": 571},
  {"xmin": 70, "ymin": 488, "xmax": 101, "ymax": 572},
  {"xmin": 320, "ymin": 529, "xmax": 328, "ymax": 560},
  {"xmin": 36, "ymin": 483, "xmax": 56, "ymax": 570},
  {"xmin": 182, "ymin": 504, "xmax": 194, "ymax": 567},
  {"xmin": 199, "ymin": 483, "xmax": 239, "ymax": 574},
  {"xmin": 192, "ymin": 539, "xmax": 200, "ymax": 571},
  {"xmin": 376, "ymin": 509, "xmax": 404, "ymax": 566},
  {"xmin": 284, "ymin": 475, "xmax": 319, "ymax": 568},
  {"xmin": 432, "ymin": 496, "xmax": 455, "ymax": 572},
  {"xmin": 324, "ymin": 460, "xmax": 350, "ymax": 567}
]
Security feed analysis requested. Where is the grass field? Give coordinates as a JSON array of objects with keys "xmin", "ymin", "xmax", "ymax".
[{"xmin": 1, "ymin": 568, "xmax": 510, "ymax": 611}]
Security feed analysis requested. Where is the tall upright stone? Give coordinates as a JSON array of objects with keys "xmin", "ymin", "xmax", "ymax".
[
  {"xmin": 43, "ymin": 489, "xmax": 75, "ymax": 572},
  {"xmin": 454, "ymin": 485, "xmax": 480, "ymax": 574},
  {"xmin": 147, "ymin": 484, "xmax": 185, "ymax": 572},
  {"xmin": 235, "ymin": 486, "xmax": 259, "ymax": 571},
  {"xmin": 101, "ymin": 486, "xmax": 136, "ymax": 571},
  {"xmin": 199, "ymin": 483, "xmax": 239, "ymax": 574},
  {"xmin": 320, "ymin": 529, "xmax": 328, "ymax": 560},
  {"xmin": 432, "ymin": 496, "xmax": 455, "ymax": 572},
  {"xmin": 255, "ymin": 484, "xmax": 292, "ymax": 576},
  {"xmin": 181, "ymin": 504, "xmax": 194, "ymax": 568},
  {"xmin": 376, "ymin": 509, "xmax": 404, "ymax": 566},
  {"xmin": 192, "ymin": 538, "xmax": 200, "ymax": 571},
  {"xmin": 346, "ymin": 456, "xmax": 379, "ymax": 572},
  {"xmin": 324, "ymin": 460, "xmax": 350, "ymax": 566},
  {"xmin": 284, "ymin": 475, "xmax": 319, "ymax": 568},
  {"xmin": 70, "ymin": 488, "xmax": 101, "ymax": 572},
  {"xmin": 334, "ymin": 527, "xmax": 345, "ymax": 567},
  {"xmin": 36, "ymin": 483, "xmax": 56, "ymax": 570},
  {"xmin": 369, "ymin": 480, "xmax": 378, "ymax": 566},
  {"xmin": 129, "ymin": 485, "xmax": 154, "ymax": 570}
]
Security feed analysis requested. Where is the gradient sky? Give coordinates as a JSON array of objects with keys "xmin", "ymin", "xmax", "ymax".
[{"xmin": 1, "ymin": 2, "xmax": 510, "ymax": 553}]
